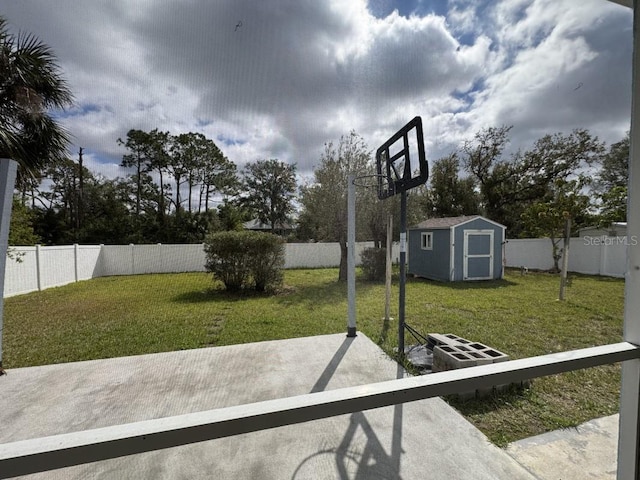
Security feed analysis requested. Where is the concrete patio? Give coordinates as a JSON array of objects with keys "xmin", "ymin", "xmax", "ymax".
[{"xmin": 0, "ymin": 333, "xmax": 618, "ymax": 479}]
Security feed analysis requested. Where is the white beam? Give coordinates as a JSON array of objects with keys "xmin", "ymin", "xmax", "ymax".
[
  {"xmin": 0, "ymin": 159, "xmax": 17, "ymax": 367},
  {"xmin": 617, "ymin": 0, "xmax": 640, "ymax": 478},
  {"xmin": 0, "ymin": 342, "xmax": 637, "ymax": 479}
]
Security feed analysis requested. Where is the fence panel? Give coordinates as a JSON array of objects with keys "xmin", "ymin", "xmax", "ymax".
[
  {"xmin": 4, "ymin": 238, "xmax": 627, "ymax": 298},
  {"xmin": 604, "ymin": 240, "xmax": 627, "ymax": 278},
  {"xmin": 98, "ymin": 245, "xmax": 133, "ymax": 276},
  {"xmin": 38, "ymin": 246, "xmax": 76, "ymax": 291},
  {"xmin": 77, "ymin": 245, "xmax": 103, "ymax": 280},
  {"xmin": 161, "ymin": 244, "xmax": 206, "ymax": 272},
  {"xmin": 569, "ymin": 239, "xmax": 601, "ymax": 275},
  {"xmin": 5, "ymin": 247, "xmax": 38, "ymax": 297},
  {"xmin": 504, "ymin": 239, "xmax": 553, "ymax": 270}
]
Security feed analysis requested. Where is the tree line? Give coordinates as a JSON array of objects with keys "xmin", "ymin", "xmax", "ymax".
[
  {"xmin": 11, "ymin": 125, "xmax": 628, "ymax": 260},
  {"xmin": 12, "ymin": 129, "xmax": 297, "ymax": 245}
]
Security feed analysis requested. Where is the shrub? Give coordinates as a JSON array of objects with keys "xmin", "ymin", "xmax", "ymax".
[
  {"xmin": 204, "ymin": 231, "xmax": 285, "ymax": 292},
  {"xmin": 361, "ymin": 247, "xmax": 387, "ymax": 281},
  {"xmin": 247, "ymin": 233, "xmax": 285, "ymax": 292}
]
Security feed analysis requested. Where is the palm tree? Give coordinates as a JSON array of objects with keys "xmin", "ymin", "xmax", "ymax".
[
  {"xmin": 0, "ymin": 16, "xmax": 72, "ymax": 370},
  {"xmin": 0, "ymin": 15, "xmax": 72, "ymax": 174}
]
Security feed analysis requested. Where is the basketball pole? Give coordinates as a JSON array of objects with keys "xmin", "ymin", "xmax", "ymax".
[
  {"xmin": 398, "ymin": 190, "xmax": 407, "ymax": 357},
  {"xmin": 347, "ymin": 174, "xmax": 357, "ymax": 337},
  {"xmin": 384, "ymin": 214, "xmax": 392, "ymax": 322}
]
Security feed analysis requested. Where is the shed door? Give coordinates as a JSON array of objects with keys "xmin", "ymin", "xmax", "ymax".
[{"xmin": 463, "ymin": 230, "xmax": 494, "ymax": 280}]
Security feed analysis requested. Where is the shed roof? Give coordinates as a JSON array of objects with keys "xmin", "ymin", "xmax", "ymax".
[{"xmin": 411, "ymin": 215, "xmax": 505, "ymax": 230}]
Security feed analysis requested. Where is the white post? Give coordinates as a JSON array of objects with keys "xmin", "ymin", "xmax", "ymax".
[
  {"xmin": 347, "ymin": 175, "xmax": 356, "ymax": 337},
  {"xmin": 35, "ymin": 244, "xmax": 42, "ymax": 291},
  {"xmin": 385, "ymin": 214, "xmax": 392, "ymax": 321},
  {"xmin": 559, "ymin": 217, "xmax": 571, "ymax": 301},
  {"xmin": 0, "ymin": 159, "xmax": 17, "ymax": 368},
  {"xmin": 74, "ymin": 244, "xmax": 79, "ymax": 283},
  {"xmin": 618, "ymin": 0, "xmax": 640, "ymax": 477}
]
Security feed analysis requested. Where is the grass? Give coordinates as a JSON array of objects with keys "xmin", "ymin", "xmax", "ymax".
[{"xmin": 3, "ymin": 268, "xmax": 624, "ymax": 446}]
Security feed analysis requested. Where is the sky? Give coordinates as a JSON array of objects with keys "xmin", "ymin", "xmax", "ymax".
[{"xmin": 1, "ymin": 0, "xmax": 633, "ymax": 185}]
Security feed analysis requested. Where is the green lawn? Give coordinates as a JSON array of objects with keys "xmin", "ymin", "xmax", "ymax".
[{"xmin": 3, "ymin": 268, "xmax": 624, "ymax": 446}]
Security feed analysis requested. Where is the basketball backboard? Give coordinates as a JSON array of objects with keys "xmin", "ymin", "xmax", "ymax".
[{"xmin": 376, "ymin": 116, "xmax": 428, "ymax": 200}]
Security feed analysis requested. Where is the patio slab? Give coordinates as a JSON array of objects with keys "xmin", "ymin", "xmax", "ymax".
[
  {"xmin": 0, "ymin": 333, "xmax": 535, "ymax": 479},
  {"xmin": 507, "ymin": 414, "xmax": 619, "ymax": 479}
]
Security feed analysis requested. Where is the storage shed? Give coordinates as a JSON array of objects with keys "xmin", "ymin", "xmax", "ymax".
[{"xmin": 408, "ymin": 215, "xmax": 506, "ymax": 282}]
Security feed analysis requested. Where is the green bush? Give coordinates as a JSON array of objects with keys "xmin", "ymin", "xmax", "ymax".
[
  {"xmin": 248, "ymin": 234, "xmax": 285, "ymax": 291},
  {"xmin": 204, "ymin": 231, "xmax": 285, "ymax": 292},
  {"xmin": 361, "ymin": 247, "xmax": 387, "ymax": 281}
]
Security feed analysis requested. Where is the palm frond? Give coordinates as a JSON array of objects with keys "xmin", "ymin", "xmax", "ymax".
[{"xmin": 0, "ymin": 15, "xmax": 72, "ymax": 174}]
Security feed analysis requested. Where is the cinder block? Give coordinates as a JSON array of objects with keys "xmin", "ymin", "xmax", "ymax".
[
  {"xmin": 428, "ymin": 333, "xmax": 474, "ymax": 349},
  {"xmin": 427, "ymin": 333, "xmax": 455, "ymax": 349},
  {"xmin": 467, "ymin": 350, "xmax": 493, "ymax": 366},
  {"xmin": 428, "ymin": 333, "xmax": 516, "ymax": 398},
  {"xmin": 483, "ymin": 348, "xmax": 509, "ymax": 362},
  {"xmin": 432, "ymin": 346, "xmax": 478, "ymax": 372}
]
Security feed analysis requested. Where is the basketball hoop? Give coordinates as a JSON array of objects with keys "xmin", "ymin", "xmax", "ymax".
[{"xmin": 351, "ymin": 174, "xmax": 394, "ymax": 197}]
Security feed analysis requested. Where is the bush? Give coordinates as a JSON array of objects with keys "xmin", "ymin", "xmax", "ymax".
[
  {"xmin": 248, "ymin": 234, "xmax": 285, "ymax": 291},
  {"xmin": 361, "ymin": 247, "xmax": 387, "ymax": 281},
  {"xmin": 204, "ymin": 231, "xmax": 285, "ymax": 292}
]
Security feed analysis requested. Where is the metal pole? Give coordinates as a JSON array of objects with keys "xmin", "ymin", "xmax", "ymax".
[
  {"xmin": 347, "ymin": 175, "xmax": 356, "ymax": 337},
  {"xmin": 398, "ymin": 191, "xmax": 407, "ymax": 357}
]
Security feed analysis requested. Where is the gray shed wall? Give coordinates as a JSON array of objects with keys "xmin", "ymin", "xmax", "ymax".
[
  {"xmin": 408, "ymin": 228, "xmax": 451, "ymax": 281},
  {"xmin": 409, "ymin": 217, "xmax": 505, "ymax": 282}
]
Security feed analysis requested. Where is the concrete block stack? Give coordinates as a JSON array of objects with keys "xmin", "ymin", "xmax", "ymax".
[{"xmin": 428, "ymin": 333, "xmax": 523, "ymax": 398}]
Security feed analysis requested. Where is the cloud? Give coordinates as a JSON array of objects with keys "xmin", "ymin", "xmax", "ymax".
[{"xmin": 0, "ymin": 0, "xmax": 633, "ymax": 182}]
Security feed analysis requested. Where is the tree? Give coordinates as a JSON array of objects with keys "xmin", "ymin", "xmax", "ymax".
[
  {"xmin": 118, "ymin": 129, "xmax": 154, "ymax": 216},
  {"xmin": 242, "ymin": 159, "xmax": 297, "ymax": 233},
  {"xmin": 298, "ymin": 132, "xmax": 372, "ymax": 281},
  {"xmin": 520, "ymin": 178, "xmax": 591, "ymax": 272},
  {"xmin": 598, "ymin": 133, "xmax": 629, "ymax": 191},
  {"xmin": 145, "ymin": 129, "xmax": 172, "ymax": 230},
  {"xmin": 424, "ymin": 153, "xmax": 480, "ymax": 218},
  {"xmin": 167, "ymin": 133, "xmax": 191, "ymax": 216},
  {"xmin": 598, "ymin": 186, "xmax": 627, "ymax": 227},
  {"xmin": 596, "ymin": 133, "xmax": 629, "ymax": 226},
  {"xmin": 8, "ymin": 197, "xmax": 39, "ymax": 245},
  {"xmin": 217, "ymin": 199, "xmax": 249, "ymax": 231},
  {"xmin": 0, "ymin": 16, "xmax": 72, "ymax": 174},
  {"xmin": 463, "ymin": 127, "xmax": 603, "ymax": 236},
  {"xmin": 199, "ymin": 139, "xmax": 237, "ymax": 213},
  {"xmin": 169, "ymin": 132, "xmax": 237, "ymax": 214}
]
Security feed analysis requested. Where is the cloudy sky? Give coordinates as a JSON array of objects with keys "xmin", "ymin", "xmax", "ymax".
[{"xmin": 2, "ymin": 0, "xmax": 633, "ymax": 183}]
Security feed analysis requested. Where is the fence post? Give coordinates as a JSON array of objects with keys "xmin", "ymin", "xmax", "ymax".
[
  {"xmin": 130, "ymin": 244, "xmax": 135, "ymax": 275},
  {"xmin": 74, "ymin": 244, "xmax": 79, "ymax": 282},
  {"xmin": 35, "ymin": 244, "xmax": 42, "ymax": 292},
  {"xmin": 97, "ymin": 244, "xmax": 104, "ymax": 278},
  {"xmin": 599, "ymin": 239, "xmax": 607, "ymax": 277}
]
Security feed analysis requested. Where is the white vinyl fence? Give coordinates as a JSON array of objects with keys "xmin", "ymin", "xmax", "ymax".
[
  {"xmin": 5, "ymin": 236, "xmax": 628, "ymax": 298},
  {"xmin": 505, "ymin": 236, "xmax": 629, "ymax": 278},
  {"xmin": 4, "ymin": 242, "xmax": 399, "ymax": 298}
]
